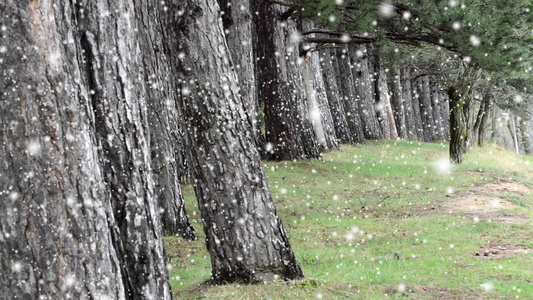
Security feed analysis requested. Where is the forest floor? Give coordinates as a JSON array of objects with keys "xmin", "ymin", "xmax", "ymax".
[{"xmin": 165, "ymin": 141, "xmax": 533, "ymax": 299}]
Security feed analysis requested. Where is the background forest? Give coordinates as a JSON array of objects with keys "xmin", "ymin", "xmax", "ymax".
[{"xmin": 1, "ymin": 0, "xmax": 532, "ymax": 299}]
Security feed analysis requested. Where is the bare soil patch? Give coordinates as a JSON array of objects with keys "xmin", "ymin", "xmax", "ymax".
[
  {"xmin": 442, "ymin": 181, "xmax": 531, "ymax": 224},
  {"xmin": 475, "ymin": 243, "xmax": 532, "ymax": 259}
]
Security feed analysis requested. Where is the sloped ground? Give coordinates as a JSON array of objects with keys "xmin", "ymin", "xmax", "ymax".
[{"xmin": 168, "ymin": 142, "xmax": 533, "ymax": 299}]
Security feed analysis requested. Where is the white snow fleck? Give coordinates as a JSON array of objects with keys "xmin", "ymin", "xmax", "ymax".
[
  {"xmin": 470, "ymin": 35, "xmax": 481, "ymax": 46},
  {"xmin": 289, "ymin": 31, "xmax": 302, "ymax": 43},
  {"xmin": 12, "ymin": 261, "xmax": 23, "ymax": 272},
  {"xmin": 481, "ymin": 282, "xmax": 494, "ymax": 292},
  {"xmin": 340, "ymin": 34, "xmax": 351, "ymax": 43},
  {"xmin": 378, "ymin": 3, "xmax": 395, "ymax": 18},
  {"xmin": 398, "ymin": 283, "xmax": 406, "ymax": 293},
  {"xmin": 435, "ymin": 157, "xmax": 452, "ymax": 175},
  {"xmin": 0, "ymin": 45, "xmax": 6, "ymax": 53},
  {"xmin": 452, "ymin": 22, "xmax": 461, "ymax": 30},
  {"xmin": 27, "ymin": 140, "xmax": 41, "ymax": 156},
  {"xmin": 8, "ymin": 192, "xmax": 18, "ymax": 201}
]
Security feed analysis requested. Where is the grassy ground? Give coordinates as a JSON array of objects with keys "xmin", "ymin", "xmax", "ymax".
[{"xmin": 165, "ymin": 141, "xmax": 533, "ymax": 299}]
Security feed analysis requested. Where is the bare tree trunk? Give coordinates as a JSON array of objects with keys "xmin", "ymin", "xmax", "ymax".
[
  {"xmin": 389, "ymin": 68, "xmax": 407, "ymax": 139},
  {"xmin": 519, "ymin": 118, "xmax": 532, "ymax": 155},
  {"xmin": 401, "ymin": 68, "xmax": 420, "ymax": 140},
  {"xmin": 335, "ymin": 48, "xmax": 366, "ymax": 143},
  {"xmin": 509, "ymin": 114, "xmax": 520, "ymax": 154},
  {"xmin": 448, "ymin": 65, "xmax": 481, "ymax": 163},
  {"xmin": 374, "ymin": 61, "xmax": 398, "ymax": 139},
  {"xmin": 415, "ymin": 76, "xmax": 436, "ymax": 142},
  {"xmin": 1, "ymin": 1, "xmax": 174, "ymax": 298},
  {"xmin": 137, "ymin": 0, "xmax": 195, "ymax": 239},
  {"xmin": 352, "ymin": 45, "xmax": 382, "ymax": 139},
  {"xmin": 304, "ymin": 50, "xmax": 339, "ymax": 150},
  {"xmin": 320, "ymin": 50, "xmax": 354, "ymax": 144},
  {"xmin": 219, "ymin": 0, "xmax": 266, "ymax": 157},
  {"xmin": 253, "ymin": 3, "xmax": 321, "ymax": 160},
  {"xmin": 173, "ymin": 0, "xmax": 303, "ymax": 283}
]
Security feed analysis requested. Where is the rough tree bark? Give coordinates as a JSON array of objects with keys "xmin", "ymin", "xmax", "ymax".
[
  {"xmin": 253, "ymin": 3, "xmax": 320, "ymax": 160},
  {"xmin": 389, "ymin": 68, "xmax": 408, "ymax": 139},
  {"xmin": 448, "ymin": 65, "xmax": 481, "ymax": 163},
  {"xmin": 374, "ymin": 59, "xmax": 398, "ymax": 139},
  {"xmin": 401, "ymin": 68, "xmax": 420, "ymax": 140},
  {"xmin": 320, "ymin": 50, "xmax": 354, "ymax": 144},
  {"xmin": 1, "ymin": 0, "xmax": 174, "ymax": 298},
  {"xmin": 136, "ymin": 0, "xmax": 195, "ymax": 239},
  {"xmin": 303, "ymin": 50, "xmax": 339, "ymax": 150},
  {"xmin": 335, "ymin": 48, "xmax": 366, "ymax": 143},
  {"xmin": 172, "ymin": 0, "xmax": 303, "ymax": 283},
  {"xmin": 473, "ymin": 91, "xmax": 491, "ymax": 147},
  {"xmin": 218, "ymin": 0, "xmax": 266, "ymax": 157},
  {"xmin": 519, "ymin": 118, "xmax": 532, "ymax": 155},
  {"xmin": 415, "ymin": 75, "xmax": 436, "ymax": 142},
  {"xmin": 351, "ymin": 45, "xmax": 382, "ymax": 140}
]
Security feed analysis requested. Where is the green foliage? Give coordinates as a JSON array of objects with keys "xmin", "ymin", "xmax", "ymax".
[{"xmin": 294, "ymin": 0, "xmax": 533, "ymax": 77}]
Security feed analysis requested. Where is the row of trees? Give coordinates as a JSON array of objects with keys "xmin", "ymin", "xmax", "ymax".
[{"xmin": 1, "ymin": 0, "xmax": 531, "ymax": 299}]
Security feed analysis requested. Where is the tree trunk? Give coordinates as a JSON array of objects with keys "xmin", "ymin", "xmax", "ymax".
[
  {"xmin": 304, "ymin": 50, "xmax": 339, "ymax": 150},
  {"xmin": 1, "ymin": 1, "xmax": 174, "ymax": 298},
  {"xmin": 415, "ymin": 75, "xmax": 436, "ymax": 142},
  {"xmin": 401, "ymin": 68, "xmax": 420, "ymax": 140},
  {"xmin": 473, "ymin": 91, "xmax": 491, "ymax": 147},
  {"xmin": 320, "ymin": 50, "xmax": 353, "ymax": 144},
  {"xmin": 218, "ymin": 0, "xmax": 266, "ymax": 157},
  {"xmin": 137, "ymin": 0, "xmax": 195, "ymax": 239},
  {"xmin": 509, "ymin": 114, "xmax": 520, "ymax": 154},
  {"xmin": 374, "ymin": 60, "xmax": 398, "ymax": 139},
  {"xmin": 335, "ymin": 48, "xmax": 366, "ymax": 143},
  {"xmin": 519, "ymin": 118, "xmax": 532, "ymax": 155},
  {"xmin": 448, "ymin": 65, "xmax": 481, "ymax": 163},
  {"xmin": 253, "ymin": 3, "xmax": 320, "ymax": 160},
  {"xmin": 352, "ymin": 45, "xmax": 382, "ymax": 139},
  {"xmin": 389, "ymin": 68, "xmax": 407, "ymax": 139},
  {"xmin": 173, "ymin": 0, "xmax": 303, "ymax": 283}
]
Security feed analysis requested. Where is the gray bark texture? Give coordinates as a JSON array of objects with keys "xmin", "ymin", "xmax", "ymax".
[
  {"xmin": 335, "ymin": 48, "xmax": 366, "ymax": 143},
  {"xmin": 519, "ymin": 118, "xmax": 532, "ymax": 155},
  {"xmin": 351, "ymin": 45, "xmax": 382, "ymax": 140},
  {"xmin": 136, "ymin": 0, "xmax": 195, "ymax": 239},
  {"xmin": 405, "ymin": 69, "xmax": 424, "ymax": 140},
  {"xmin": 172, "ymin": 0, "xmax": 303, "ymax": 283},
  {"xmin": 218, "ymin": 0, "xmax": 266, "ymax": 157},
  {"xmin": 301, "ymin": 25, "xmax": 338, "ymax": 151},
  {"xmin": 320, "ymin": 50, "xmax": 353, "ymax": 144},
  {"xmin": 415, "ymin": 75, "xmax": 436, "ymax": 142},
  {"xmin": 253, "ymin": 3, "xmax": 320, "ymax": 160},
  {"xmin": 1, "ymin": 0, "xmax": 175, "ymax": 298},
  {"xmin": 389, "ymin": 68, "xmax": 408, "ymax": 139},
  {"xmin": 373, "ymin": 59, "xmax": 398, "ymax": 139}
]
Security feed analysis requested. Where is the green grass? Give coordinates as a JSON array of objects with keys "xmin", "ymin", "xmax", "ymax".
[{"xmin": 165, "ymin": 141, "xmax": 533, "ymax": 299}]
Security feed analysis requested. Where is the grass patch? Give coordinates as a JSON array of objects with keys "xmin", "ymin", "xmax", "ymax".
[{"xmin": 167, "ymin": 141, "xmax": 533, "ymax": 299}]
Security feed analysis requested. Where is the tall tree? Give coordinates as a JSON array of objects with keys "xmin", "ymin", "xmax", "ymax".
[
  {"xmin": 172, "ymin": 0, "xmax": 303, "ymax": 283},
  {"xmin": 320, "ymin": 50, "xmax": 354, "ymax": 144},
  {"xmin": 218, "ymin": 0, "xmax": 266, "ymax": 156},
  {"xmin": 389, "ymin": 68, "xmax": 408, "ymax": 139},
  {"xmin": 335, "ymin": 47, "xmax": 366, "ymax": 143},
  {"xmin": 253, "ymin": 2, "xmax": 321, "ymax": 160},
  {"xmin": 1, "ymin": 0, "xmax": 176, "ymax": 298}
]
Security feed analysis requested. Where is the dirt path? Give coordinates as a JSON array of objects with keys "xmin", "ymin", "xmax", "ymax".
[{"xmin": 442, "ymin": 180, "xmax": 532, "ymax": 224}]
